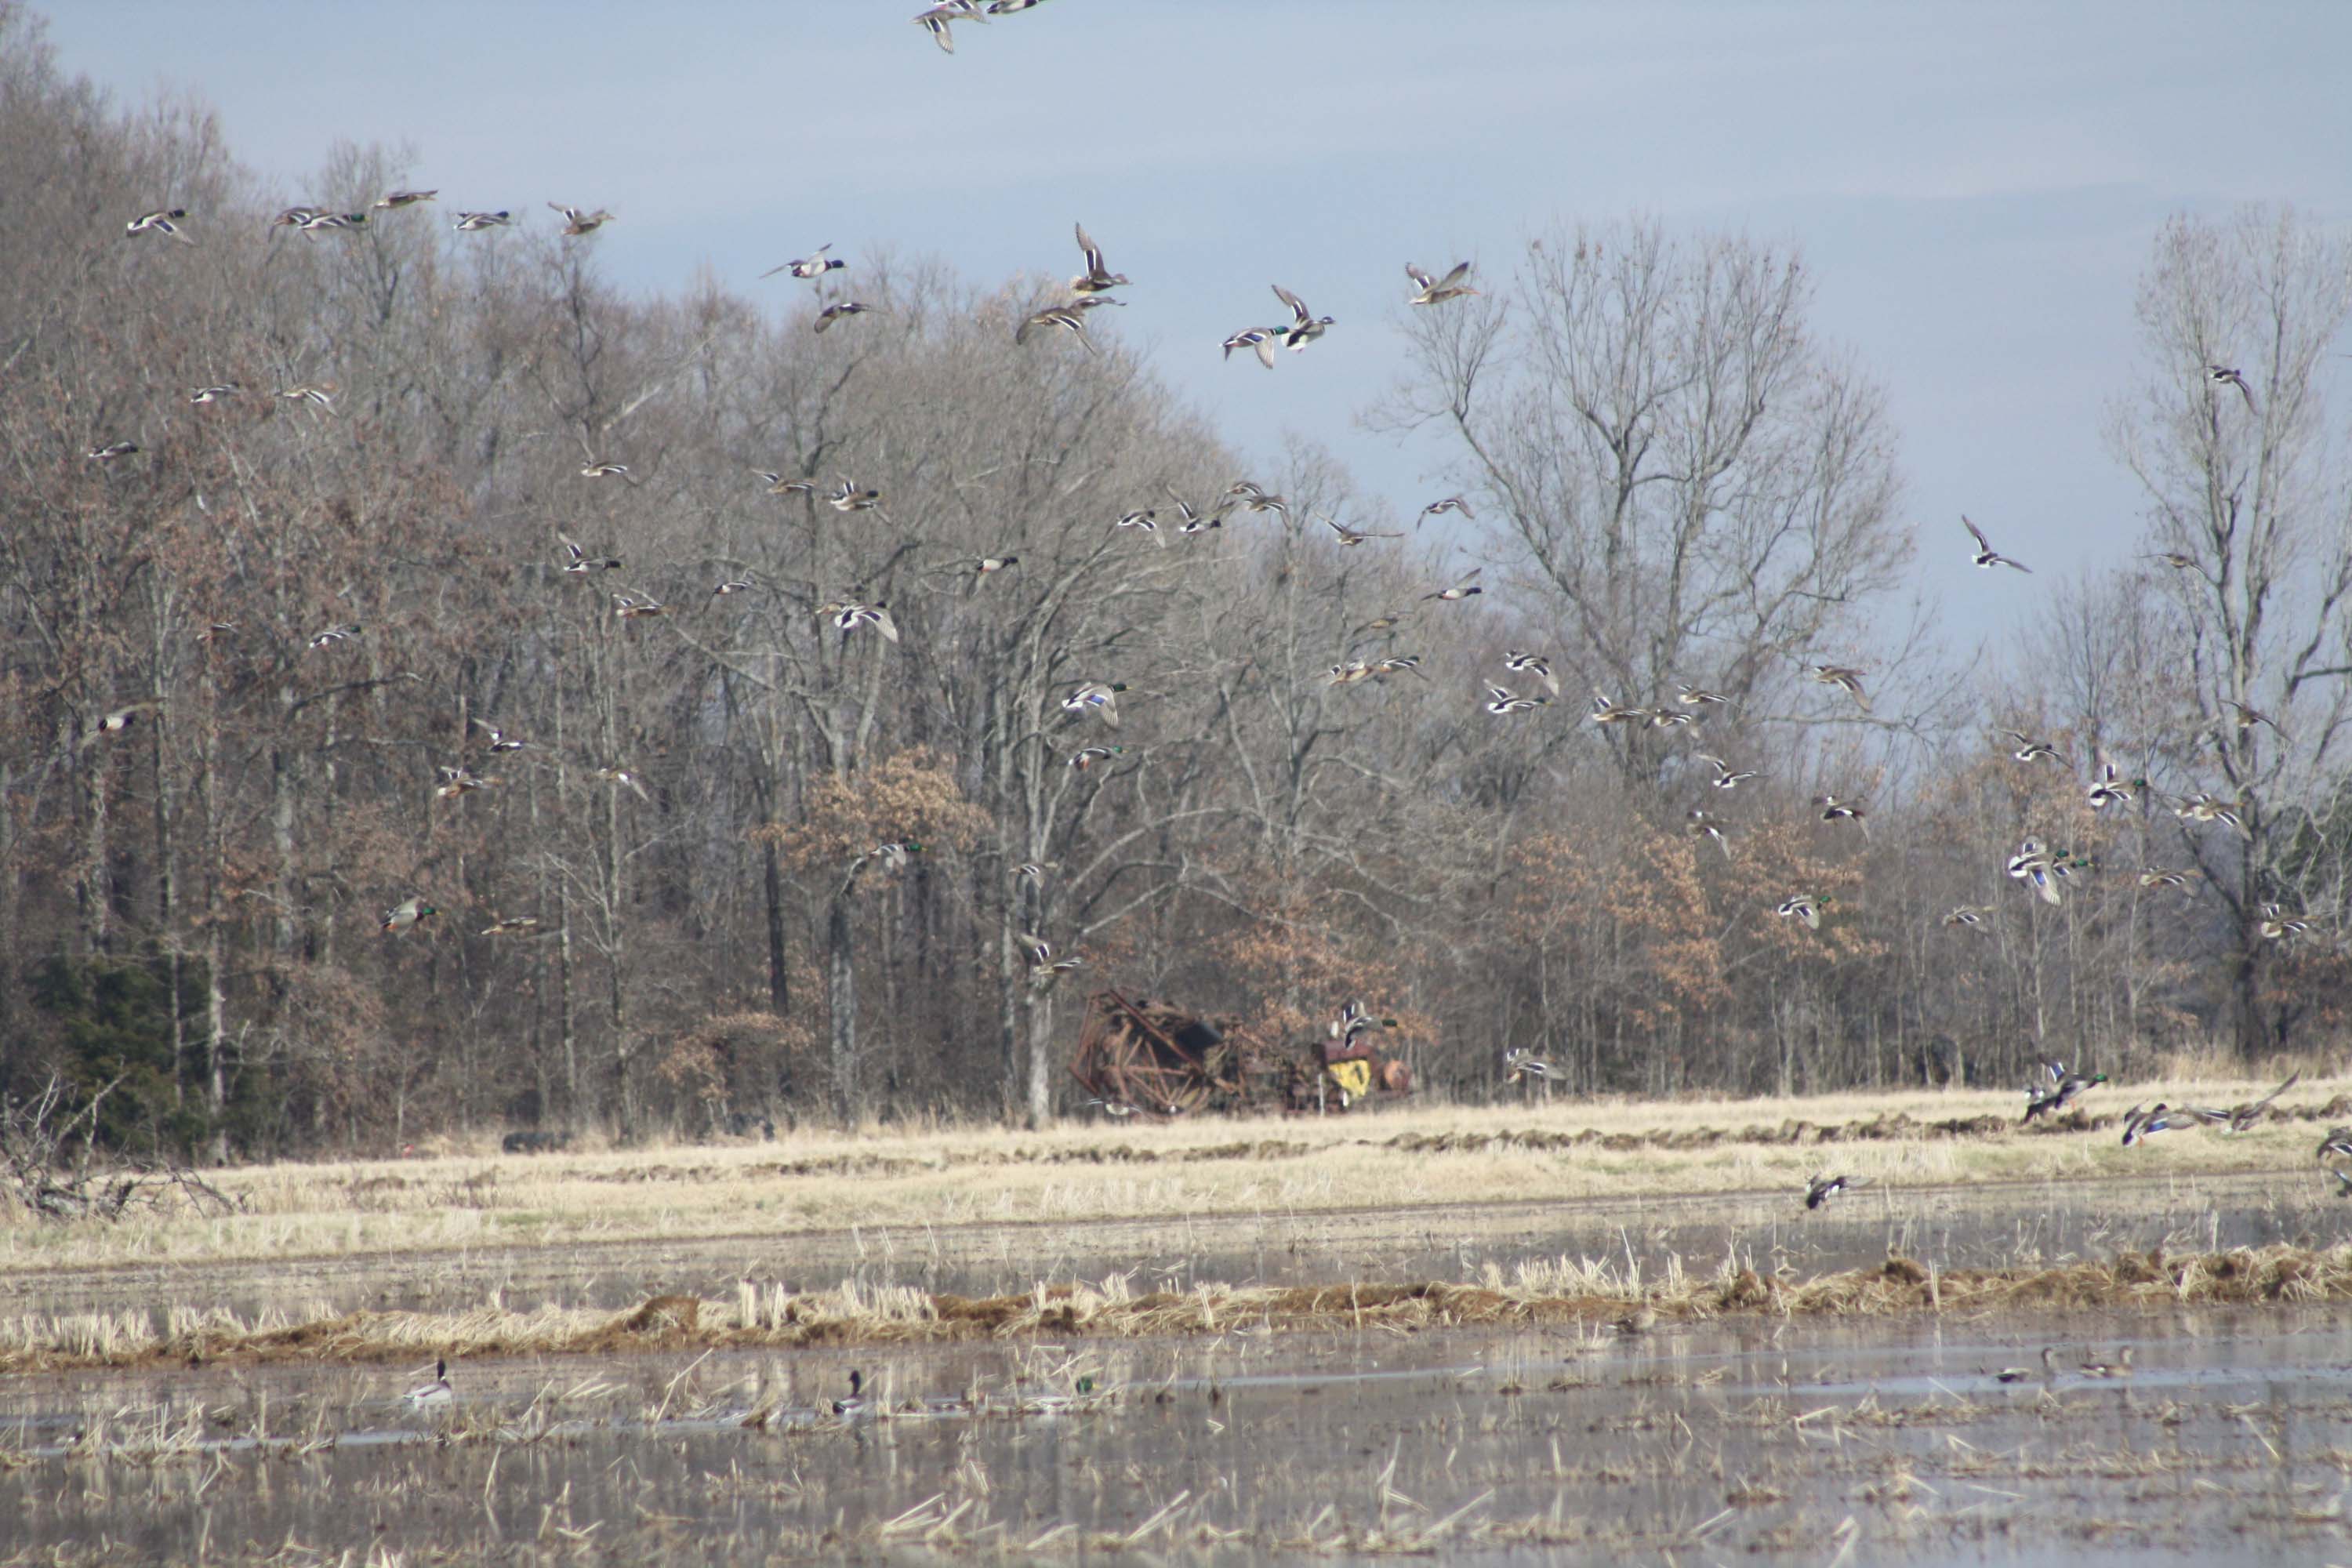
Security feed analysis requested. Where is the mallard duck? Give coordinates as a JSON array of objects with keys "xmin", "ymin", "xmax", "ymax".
[
  {"xmin": 1271, "ymin": 283, "xmax": 1334, "ymax": 350},
  {"xmin": 126, "ymin": 208, "xmax": 194, "ymax": 243},
  {"xmin": 1016, "ymin": 305, "xmax": 1093, "ymax": 352},
  {"xmin": 2024, "ymin": 1061, "xmax": 2105, "ymax": 1121},
  {"xmin": 1069, "ymin": 745, "xmax": 1125, "ymax": 771},
  {"xmin": 1809, "ymin": 664, "xmax": 1871, "ymax": 710},
  {"xmin": 1014, "ymin": 862, "xmax": 1048, "ymax": 882},
  {"xmin": 1221, "ymin": 327, "xmax": 1279, "ymax": 369},
  {"xmin": 1113, "ymin": 508, "xmax": 1163, "ymax": 543},
  {"xmin": 1223, "ymin": 483, "xmax": 1290, "ymax": 521},
  {"xmin": 858, "ymin": 841, "xmax": 924, "ymax": 876},
  {"xmin": 189, "ymin": 384, "xmax": 240, "ymax": 405},
  {"xmin": 579, "ymin": 460, "xmax": 636, "ymax": 483},
  {"xmin": 2085, "ymin": 760, "xmax": 2140, "ymax": 811},
  {"xmin": 813, "ymin": 302, "xmax": 872, "ymax": 333},
  {"xmin": 760, "ymin": 243, "xmax": 844, "ymax": 281},
  {"xmin": 1405, "ymin": 260, "xmax": 1477, "ymax": 306},
  {"xmin": 1994, "ymin": 1348, "xmax": 2059, "ymax": 1384},
  {"xmin": 1020, "ymin": 933, "xmax": 1082, "ymax": 989},
  {"xmin": 2207, "ymin": 365, "xmax": 2257, "ymax": 411},
  {"xmin": 2144, "ymin": 550, "xmax": 2199, "ymax": 572},
  {"xmin": 1941, "ymin": 906, "xmax": 1993, "ymax": 929},
  {"xmin": 1814, "ymin": 793, "xmax": 1870, "ymax": 833},
  {"xmin": 548, "ymin": 204, "xmax": 615, "ymax": 236},
  {"xmin": 1501, "ymin": 1047, "xmax": 1553, "ymax": 1081},
  {"xmin": 373, "ymin": 189, "xmax": 437, "ymax": 210},
  {"xmin": 308, "ymin": 623, "xmax": 362, "ymax": 650},
  {"xmin": 1700, "ymin": 754, "xmax": 1759, "ymax": 789},
  {"xmin": 1485, "ymin": 684, "xmax": 1549, "ymax": 715},
  {"xmin": 559, "ymin": 533, "xmax": 622, "ymax": 572},
  {"xmin": 479, "ymin": 916, "xmax": 542, "ymax": 937},
  {"xmin": 987, "ymin": 0, "xmax": 1045, "ymax": 12},
  {"xmin": 832, "ymin": 1368, "xmax": 871, "ymax": 1415},
  {"xmin": 1775, "ymin": 894, "xmax": 1829, "ymax": 930},
  {"xmin": 1998, "ymin": 730, "xmax": 2071, "ymax": 767},
  {"xmin": 2078, "ymin": 1347, "xmax": 2133, "ymax": 1378},
  {"xmin": 1962, "ymin": 516, "xmax": 2031, "ymax": 572},
  {"xmin": 817, "ymin": 601, "xmax": 899, "ymax": 643},
  {"xmin": 1163, "ymin": 490, "xmax": 1225, "ymax": 535},
  {"xmin": 1500, "ymin": 652, "xmax": 1560, "ymax": 695},
  {"xmin": 2259, "ymin": 904, "xmax": 2316, "ymax": 942},
  {"xmin": 2332, "ymin": 1167, "xmax": 2352, "ymax": 1199},
  {"xmin": 828, "ymin": 479, "xmax": 882, "ymax": 512},
  {"xmin": 196, "ymin": 622, "xmax": 237, "ymax": 644},
  {"xmin": 452, "ymin": 209, "xmax": 510, "ymax": 231},
  {"xmin": 2172, "ymin": 792, "xmax": 2252, "ymax": 840},
  {"xmin": 1062, "ymin": 681, "xmax": 1126, "ymax": 727},
  {"xmin": 1420, "ymin": 495, "xmax": 1474, "ymax": 521},
  {"xmin": 1686, "ymin": 809, "xmax": 1732, "ymax": 858},
  {"xmin": 400, "ymin": 1358, "xmax": 454, "ymax": 1409},
  {"xmin": 612, "ymin": 590, "xmax": 668, "ymax": 620},
  {"xmin": 1322, "ymin": 516, "xmax": 1401, "ymax": 547},
  {"xmin": 913, "ymin": 5, "xmax": 959, "ymax": 51},
  {"xmin": 85, "ymin": 440, "xmax": 140, "ymax": 462},
  {"xmin": 434, "ymin": 765, "xmax": 499, "ymax": 799},
  {"xmin": 1803, "ymin": 1173, "xmax": 1861, "ymax": 1210},
  {"xmin": 296, "ymin": 210, "xmax": 368, "ymax": 235},
  {"xmin": 1675, "ymin": 682, "xmax": 1734, "ymax": 708},
  {"xmin": 2223, "ymin": 699, "xmax": 2288, "ymax": 739},
  {"xmin": 1374, "ymin": 655, "xmax": 1425, "ymax": 679},
  {"xmin": 1646, "ymin": 707, "xmax": 1694, "ymax": 729},
  {"xmin": 593, "ymin": 765, "xmax": 652, "ymax": 801},
  {"xmin": 270, "ymin": 205, "xmax": 321, "ymax": 230},
  {"xmin": 2005, "ymin": 838, "xmax": 2065, "ymax": 906},
  {"xmin": 277, "ymin": 384, "xmax": 336, "ymax": 413},
  {"xmin": 1422, "ymin": 568, "xmax": 1483, "ymax": 602},
  {"xmin": 2137, "ymin": 868, "xmax": 2194, "ymax": 891},
  {"xmin": 2212, "ymin": 1070, "xmax": 2300, "ymax": 1134},
  {"xmin": 1086, "ymin": 1096, "xmax": 1138, "ymax": 1116},
  {"xmin": 2316, "ymin": 1127, "xmax": 2352, "ymax": 1164},
  {"xmin": 2120, "ymin": 1103, "xmax": 2201, "ymax": 1145},
  {"xmin": 1070, "ymin": 222, "xmax": 1128, "ymax": 293},
  {"xmin": 381, "ymin": 897, "xmax": 437, "ymax": 934},
  {"xmin": 78, "ymin": 703, "xmax": 158, "ymax": 748},
  {"xmin": 1327, "ymin": 661, "xmax": 1374, "ymax": 687},
  {"xmin": 1585, "ymin": 695, "xmax": 1648, "ymax": 726},
  {"xmin": 712, "ymin": 577, "xmax": 755, "ymax": 597}
]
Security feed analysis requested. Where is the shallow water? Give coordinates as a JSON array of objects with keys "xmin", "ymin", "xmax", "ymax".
[
  {"xmin": 8, "ymin": 1167, "xmax": 2343, "ymax": 1323},
  {"xmin": 8, "ymin": 1307, "xmax": 2352, "ymax": 1565}
]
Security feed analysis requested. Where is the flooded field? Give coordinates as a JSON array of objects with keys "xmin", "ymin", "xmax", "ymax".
[{"xmin": 9, "ymin": 1308, "xmax": 2352, "ymax": 1566}]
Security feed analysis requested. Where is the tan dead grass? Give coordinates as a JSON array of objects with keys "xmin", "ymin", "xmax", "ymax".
[
  {"xmin": 4, "ymin": 1074, "xmax": 2343, "ymax": 1276},
  {"xmin": 5, "ymin": 1239, "xmax": 2345, "ymax": 1376}
]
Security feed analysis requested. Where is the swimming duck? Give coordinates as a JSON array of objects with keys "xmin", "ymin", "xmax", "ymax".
[
  {"xmin": 2078, "ymin": 1347, "xmax": 2133, "ymax": 1378},
  {"xmin": 833, "ymin": 1368, "xmax": 872, "ymax": 1415},
  {"xmin": 401, "ymin": 1358, "xmax": 454, "ymax": 1409},
  {"xmin": 1994, "ymin": 1348, "xmax": 2058, "ymax": 1384},
  {"xmin": 1962, "ymin": 516, "xmax": 2031, "ymax": 572},
  {"xmin": 761, "ymin": 243, "xmax": 845, "ymax": 281},
  {"xmin": 1405, "ymin": 260, "xmax": 1478, "ymax": 306}
]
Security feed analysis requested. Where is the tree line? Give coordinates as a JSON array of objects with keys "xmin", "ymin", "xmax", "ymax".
[{"xmin": 2, "ymin": 5, "xmax": 2347, "ymax": 1159}]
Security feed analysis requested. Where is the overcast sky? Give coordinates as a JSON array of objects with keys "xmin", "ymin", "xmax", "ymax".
[{"xmin": 44, "ymin": 1, "xmax": 2352, "ymax": 657}]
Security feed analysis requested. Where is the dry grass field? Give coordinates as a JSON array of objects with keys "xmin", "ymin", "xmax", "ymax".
[{"xmin": 5, "ymin": 1069, "xmax": 2341, "ymax": 1279}]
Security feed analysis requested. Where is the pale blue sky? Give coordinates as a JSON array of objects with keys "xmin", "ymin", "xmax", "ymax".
[{"xmin": 47, "ymin": 1, "xmax": 2352, "ymax": 655}]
